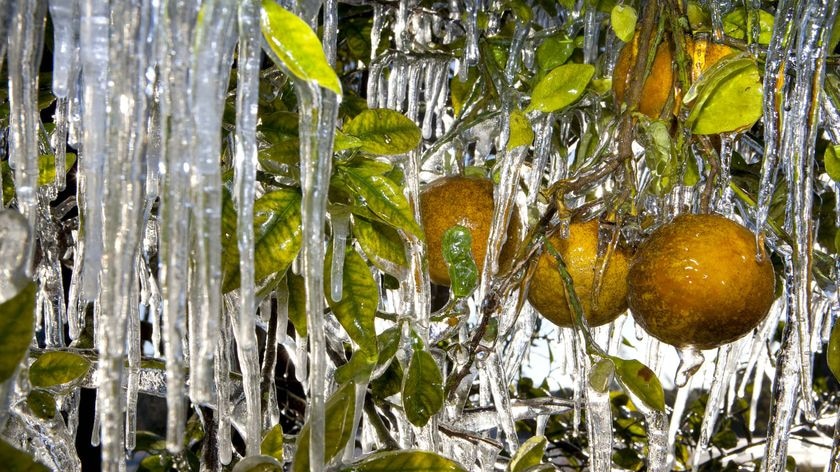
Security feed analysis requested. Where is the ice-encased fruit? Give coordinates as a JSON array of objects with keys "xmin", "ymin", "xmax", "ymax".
[
  {"xmin": 627, "ymin": 213, "xmax": 776, "ymax": 349},
  {"xmin": 528, "ymin": 220, "xmax": 631, "ymax": 328}
]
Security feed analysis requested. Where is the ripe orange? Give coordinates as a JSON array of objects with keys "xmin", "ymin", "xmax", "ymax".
[
  {"xmin": 527, "ymin": 220, "xmax": 631, "ymax": 328},
  {"xmin": 627, "ymin": 214, "xmax": 775, "ymax": 349},
  {"xmin": 419, "ymin": 176, "xmax": 521, "ymax": 286}
]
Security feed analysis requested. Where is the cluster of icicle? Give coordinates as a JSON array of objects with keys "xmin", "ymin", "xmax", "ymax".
[{"xmin": 0, "ymin": 0, "xmax": 839, "ymax": 471}]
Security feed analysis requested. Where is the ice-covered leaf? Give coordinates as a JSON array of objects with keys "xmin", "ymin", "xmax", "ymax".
[
  {"xmin": 639, "ymin": 119, "xmax": 677, "ymax": 195},
  {"xmin": 684, "ymin": 56, "xmax": 763, "ymax": 135},
  {"xmin": 371, "ymin": 359, "xmax": 403, "ymax": 398},
  {"xmin": 507, "ymin": 109, "xmax": 534, "ymax": 151},
  {"xmin": 509, "ymin": 435, "xmax": 547, "ymax": 472},
  {"xmin": 824, "ymin": 144, "xmax": 840, "ymax": 182},
  {"xmin": 828, "ymin": 320, "xmax": 840, "ymax": 381},
  {"xmin": 252, "ymin": 189, "xmax": 303, "ymax": 285},
  {"xmin": 286, "ymin": 273, "xmax": 308, "ymax": 336},
  {"xmin": 336, "ymin": 162, "xmax": 423, "ymax": 239},
  {"xmin": 260, "ymin": 1, "xmax": 341, "ymax": 95},
  {"xmin": 259, "ymin": 139, "xmax": 301, "ymax": 175},
  {"xmin": 325, "ymin": 246, "xmax": 379, "ymax": 355},
  {"xmin": 0, "ymin": 282, "xmax": 36, "ymax": 382},
  {"xmin": 1, "ymin": 153, "xmax": 77, "ymax": 203},
  {"xmin": 260, "ymin": 425, "xmax": 284, "ymax": 463},
  {"xmin": 589, "ymin": 358, "xmax": 615, "ymax": 393},
  {"xmin": 335, "ymin": 349, "xmax": 378, "ymax": 384},
  {"xmin": 536, "ymin": 35, "xmax": 574, "ymax": 73},
  {"xmin": 293, "ymin": 382, "xmax": 356, "ymax": 472},
  {"xmin": 376, "ymin": 327, "xmax": 401, "ymax": 367},
  {"xmin": 339, "ymin": 450, "xmax": 467, "ymax": 472},
  {"xmin": 0, "ymin": 437, "xmax": 49, "ymax": 472},
  {"xmin": 334, "ymin": 130, "xmax": 363, "ymax": 152},
  {"xmin": 343, "ymin": 109, "xmax": 421, "ymax": 155},
  {"xmin": 26, "ymin": 389, "xmax": 56, "ymax": 419},
  {"xmin": 29, "ymin": 351, "xmax": 91, "ymax": 388},
  {"xmin": 402, "ymin": 346, "xmax": 444, "ymax": 426},
  {"xmin": 527, "ymin": 63, "xmax": 594, "ymax": 113},
  {"xmin": 611, "ymin": 357, "xmax": 665, "ymax": 411},
  {"xmin": 442, "ymin": 225, "xmax": 478, "ymax": 299},
  {"xmin": 722, "ymin": 7, "xmax": 774, "ymax": 45},
  {"xmin": 232, "ymin": 455, "xmax": 284, "ymax": 472},
  {"xmin": 610, "ymin": 5, "xmax": 637, "ymax": 42},
  {"xmin": 353, "ymin": 216, "xmax": 408, "ymax": 276}
]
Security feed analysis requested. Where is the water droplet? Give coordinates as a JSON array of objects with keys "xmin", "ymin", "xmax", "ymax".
[{"xmin": 675, "ymin": 346, "xmax": 705, "ymax": 387}]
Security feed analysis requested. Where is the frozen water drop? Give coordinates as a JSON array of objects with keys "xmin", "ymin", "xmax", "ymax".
[{"xmin": 675, "ymin": 346, "xmax": 705, "ymax": 387}]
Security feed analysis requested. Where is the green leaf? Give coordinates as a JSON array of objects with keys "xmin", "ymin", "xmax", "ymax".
[
  {"xmin": 260, "ymin": 111, "xmax": 300, "ymax": 138},
  {"xmin": 824, "ymin": 144, "xmax": 840, "ymax": 182},
  {"xmin": 527, "ymin": 63, "xmax": 594, "ymax": 113},
  {"xmin": 722, "ymin": 7, "xmax": 774, "ymax": 45},
  {"xmin": 335, "ymin": 349, "xmax": 377, "ymax": 384},
  {"xmin": 138, "ymin": 454, "xmax": 172, "ymax": 472},
  {"xmin": 610, "ymin": 5, "xmax": 637, "ymax": 43},
  {"xmin": 293, "ymin": 382, "xmax": 356, "ymax": 472},
  {"xmin": 343, "ymin": 109, "xmax": 422, "ymax": 155},
  {"xmin": 376, "ymin": 327, "xmax": 402, "ymax": 367},
  {"xmin": 442, "ymin": 225, "xmax": 478, "ymax": 299},
  {"xmin": 536, "ymin": 35, "xmax": 574, "ymax": 74},
  {"xmin": 1, "ymin": 153, "xmax": 78, "ymax": 202},
  {"xmin": 286, "ymin": 272, "xmax": 308, "ymax": 337},
  {"xmin": 336, "ymin": 163, "xmax": 423, "ymax": 239},
  {"xmin": 259, "ymin": 139, "xmax": 301, "ymax": 176},
  {"xmin": 639, "ymin": 119, "xmax": 677, "ymax": 196},
  {"xmin": 0, "ymin": 437, "xmax": 49, "ymax": 472},
  {"xmin": 26, "ymin": 389, "xmax": 56, "ymax": 419},
  {"xmin": 232, "ymin": 455, "xmax": 284, "ymax": 472},
  {"xmin": 402, "ymin": 346, "xmax": 444, "ymax": 427},
  {"xmin": 589, "ymin": 358, "xmax": 615, "ymax": 393},
  {"xmin": 828, "ymin": 320, "xmax": 840, "ymax": 381},
  {"xmin": 371, "ymin": 359, "xmax": 403, "ymax": 398},
  {"xmin": 260, "ymin": 1, "xmax": 341, "ymax": 95},
  {"xmin": 509, "ymin": 435, "xmax": 547, "ymax": 472},
  {"xmin": 340, "ymin": 450, "xmax": 467, "ymax": 472},
  {"xmin": 353, "ymin": 216, "xmax": 408, "ymax": 276},
  {"xmin": 260, "ymin": 424, "xmax": 285, "ymax": 462},
  {"xmin": 611, "ymin": 357, "xmax": 665, "ymax": 411},
  {"xmin": 684, "ymin": 56, "xmax": 763, "ymax": 135},
  {"xmin": 29, "ymin": 351, "xmax": 91, "ymax": 388},
  {"xmin": 252, "ymin": 189, "xmax": 303, "ymax": 286},
  {"xmin": 325, "ymin": 246, "xmax": 379, "ymax": 355},
  {"xmin": 507, "ymin": 110, "xmax": 534, "ymax": 151},
  {"xmin": 0, "ymin": 282, "xmax": 36, "ymax": 382}
]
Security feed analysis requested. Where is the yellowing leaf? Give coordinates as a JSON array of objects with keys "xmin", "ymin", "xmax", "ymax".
[
  {"xmin": 0, "ymin": 282, "xmax": 36, "ymax": 382},
  {"xmin": 402, "ymin": 346, "xmax": 444, "ymax": 427},
  {"xmin": 292, "ymin": 382, "xmax": 356, "ymax": 472},
  {"xmin": 507, "ymin": 109, "xmax": 534, "ymax": 151},
  {"xmin": 343, "ymin": 109, "xmax": 421, "ymax": 155},
  {"xmin": 325, "ymin": 246, "xmax": 379, "ymax": 355},
  {"xmin": 685, "ymin": 56, "xmax": 763, "ymax": 135},
  {"xmin": 29, "ymin": 351, "xmax": 91, "ymax": 389},
  {"xmin": 260, "ymin": 424, "xmax": 284, "ymax": 462},
  {"xmin": 612, "ymin": 357, "xmax": 665, "ymax": 411},
  {"xmin": 260, "ymin": 1, "xmax": 341, "ymax": 95},
  {"xmin": 611, "ymin": 5, "xmax": 637, "ymax": 43},
  {"xmin": 828, "ymin": 320, "xmax": 840, "ymax": 382},
  {"xmin": 340, "ymin": 450, "xmax": 467, "ymax": 472},
  {"xmin": 509, "ymin": 435, "xmax": 547, "ymax": 472}
]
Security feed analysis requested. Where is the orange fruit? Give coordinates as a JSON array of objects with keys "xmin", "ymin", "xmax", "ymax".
[
  {"xmin": 613, "ymin": 35, "xmax": 735, "ymax": 118},
  {"xmin": 419, "ymin": 176, "xmax": 521, "ymax": 286},
  {"xmin": 627, "ymin": 214, "xmax": 775, "ymax": 349},
  {"xmin": 527, "ymin": 220, "xmax": 631, "ymax": 328}
]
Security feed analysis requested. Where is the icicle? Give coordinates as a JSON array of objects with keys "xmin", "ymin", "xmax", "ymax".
[
  {"xmin": 643, "ymin": 409, "xmax": 669, "ymax": 472},
  {"xmin": 47, "ymin": 0, "xmax": 75, "ymax": 192},
  {"xmin": 322, "ymin": 0, "xmax": 337, "ymax": 66},
  {"xmin": 330, "ymin": 212, "xmax": 350, "ymax": 301},
  {"xmin": 215, "ymin": 316, "xmax": 234, "ymax": 465},
  {"xmin": 7, "ymin": 0, "xmax": 45, "ymax": 249},
  {"xmin": 125, "ymin": 257, "xmax": 142, "ymax": 453},
  {"xmin": 527, "ymin": 115, "xmax": 554, "ymax": 206},
  {"xmin": 667, "ymin": 380, "xmax": 691, "ymax": 458},
  {"xmin": 581, "ymin": 1, "xmax": 599, "ymax": 65},
  {"xmin": 502, "ymin": 304, "xmax": 536, "ymax": 381},
  {"xmin": 584, "ymin": 374, "xmax": 612, "ymax": 471},
  {"xmin": 296, "ymin": 81, "xmax": 340, "ymax": 471},
  {"xmin": 462, "ymin": 0, "xmax": 480, "ymax": 71},
  {"xmin": 481, "ymin": 352, "xmax": 519, "ymax": 450},
  {"xmin": 370, "ymin": 3, "xmax": 385, "ymax": 65}
]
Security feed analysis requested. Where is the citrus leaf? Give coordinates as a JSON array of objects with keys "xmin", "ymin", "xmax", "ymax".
[
  {"xmin": 260, "ymin": 111, "xmax": 300, "ymax": 138},
  {"xmin": 722, "ymin": 7, "xmax": 774, "ymax": 45},
  {"xmin": 611, "ymin": 357, "xmax": 665, "ymax": 411},
  {"xmin": 828, "ymin": 320, "xmax": 840, "ymax": 381},
  {"xmin": 824, "ymin": 144, "xmax": 840, "ymax": 182},
  {"xmin": 29, "ymin": 351, "xmax": 91, "ymax": 388},
  {"xmin": 26, "ymin": 389, "xmax": 56, "ymax": 419},
  {"xmin": 253, "ymin": 189, "xmax": 303, "ymax": 283},
  {"xmin": 220, "ymin": 188, "xmax": 240, "ymax": 292},
  {"xmin": 589, "ymin": 358, "xmax": 615, "ymax": 393},
  {"xmin": 286, "ymin": 272, "xmax": 308, "ymax": 337},
  {"xmin": 335, "ymin": 349, "xmax": 377, "ymax": 384},
  {"xmin": 353, "ymin": 216, "xmax": 408, "ymax": 276},
  {"xmin": 292, "ymin": 382, "xmax": 356, "ymax": 472},
  {"xmin": 0, "ymin": 282, "xmax": 36, "ymax": 382},
  {"xmin": 638, "ymin": 119, "xmax": 677, "ymax": 196},
  {"xmin": 371, "ymin": 359, "xmax": 403, "ymax": 398},
  {"xmin": 38, "ymin": 153, "xmax": 77, "ymax": 187},
  {"xmin": 343, "ymin": 109, "xmax": 421, "ymax": 155},
  {"xmin": 402, "ymin": 346, "xmax": 444, "ymax": 427},
  {"xmin": 0, "ymin": 437, "xmax": 49, "ymax": 472},
  {"xmin": 340, "ymin": 450, "xmax": 467, "ymax": 472},
  {"xmin": 232, "ymin": 455, "xmax": 284, "ymax": 472},
  {"xmin": 509, "ymin": 435, "xmax": 547, "ymax": 472},
  {"xmin": 334, "ymin": 130, "xmax": 363, "ymax": 152},
  {"xmin": 685, "ymin": 56, "xmax": 763, "ymax": 135},
  {"xmin": 507, "ymin": 109, "xmax": 534, "ymax": 151},
  {"xmin": 527, "ymin": 63, "xmax": 594, "ymax": 113},
  {"xmin": 376, "ymin": 327, "xmax": 401, "ymax": 367},
  {"xmin": 260, "ymin": 1, "xmax": 341, "ymax": 95},
  {"xmin": 325, "ymin": 246, "xmax": 379, "ymax": 355},
  {"xmin": 260, "ymin": 424, "xmax": 284, "ymax": 462},
  {"xmin": 610, "ymin": 5, "xmax": 637, "ymax": 43},
  {"xmin": 442, "ymin": 225, "xmax": 478, "ymax": 299},
  {"xmin": 259, "ymin": 139, "xmax": 301, "ymax": 176},
  {"xmin": 337, "ymin": 164, "xmax": 423, "ymax": 239},
  {"xmin": 536, "ymin": 35, "xmax": 574, "ymax": 74}
]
